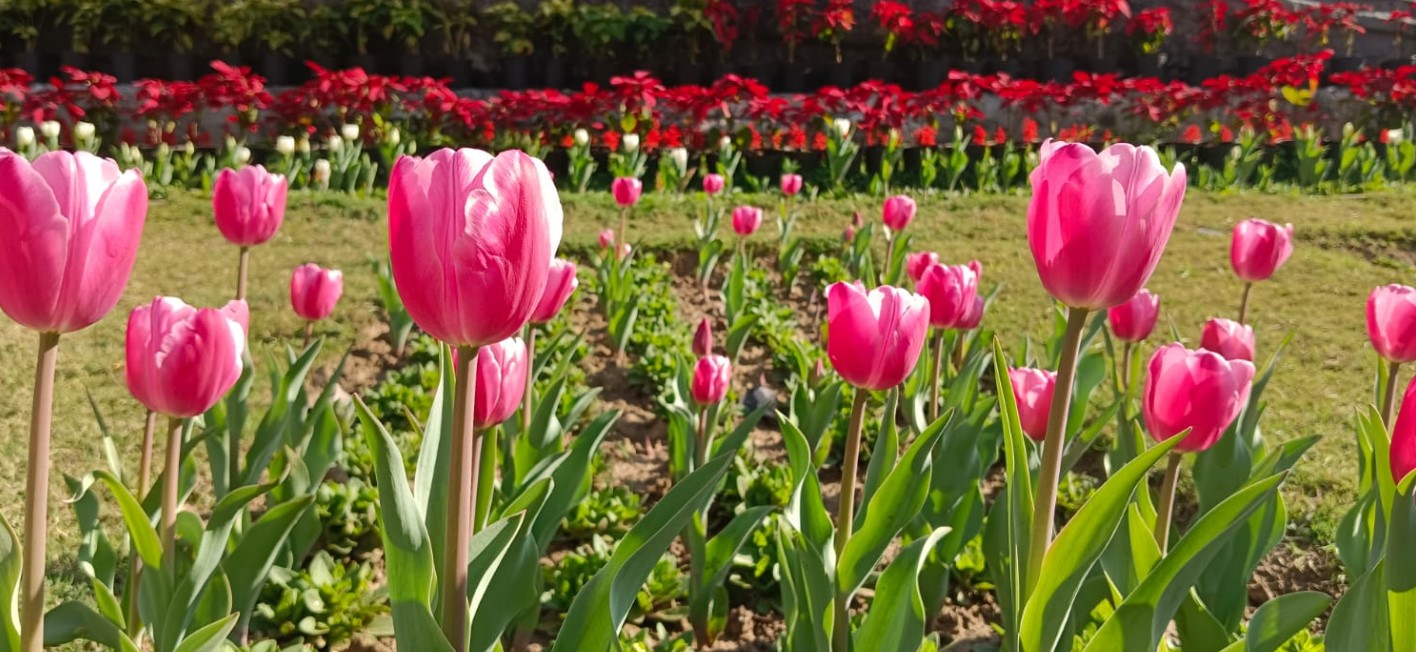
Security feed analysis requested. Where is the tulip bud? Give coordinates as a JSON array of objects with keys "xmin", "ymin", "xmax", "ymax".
[
  {"xmin": 703, "ymin": 173, "xmax": 725, "ymax": 195},
  {"xmin": 917, "ymin": 260, "xmax": 983, "ymax": 329},
  {"xmin": 296, "ymin": 136, "xmax": 311, "ymax": 154},
  {"xmin": 843, "ymin": 226, "xmax": 856, "ymax": 242},
  {"xmin": 691, "ymin": 355, "xmax": 732, "ymax": 405},
  {"xmin": 618, "ymin": 242, "xmax": 632, "ymax": 259},
  {"xmin": 693, "ymin": 317, "xmax": 713, "ymax": 357},
  {"xmin": 882, "ymin": 194, "xmax": 917, "ymax": 232},
  {"xmin": 472, "ymin": 337, "xmax": 529, "ymax": 429},
  {"xmin": 39, "ymin": 120, "xmax": 61, "ymax": 140},
  {"xmin": 826, "ymin": 282, "xmax": 930, "ymax": 390},
  {"xmin": 387, "ymin": 127, "xmax": 401, "ymax": 146},
  {"xmin": 833, "ymin": 118, "xmax": 852, "ymax": 138},
  {"xmin": 1008, "ymin": 368, "xmax": 1056, "ymax": 442},
  {"xmin": 235, "ymin": 146, "xmax": 252, "ymax": 165},
  {"xmin": 622, "ymin": 133, "xmax": 640, "ymax": 153},
  {"xmin": 1368, "ymin": 284, "xmax": 1416, "ymax": 363},
  {"xmin": 1343, "ymin": 123, "xmax": 1355, "ymax": 139},
  {"xmin": 1230, "ymin": 219, "xmax": 1294, "ymax": 283},
  {"xmin": 313, "ymin": 159, "xmax": 331, "ymax": 184},
  {"xmin": 1108, "ymin": 289, "xmax": 1161, "ymax": 343},
  {"xmin": 780, "ymin": 173, "xmax": 803, "ymax": 196},
  {"xmin": 126, "ymin": 297, "xmax": 249, "ymax": 418},
  {"xmin": 74, "ymin": 121, "xmax": 96, "ymax": 144},
  {"xmin": 668, "ymin": 147, "xmax": 688, "ymax": 170},
  {"xmin": 214, "ymin": 165, "xmax": 288, "ymax": 247},
  {"xmin": 341, "ymin": 123, "xmax": 360, "ymax": 141},
  {"xmin": 1143, "ymin": 344, "xmax": 1254, "ymax": 453},
  {"xmin": 1200, "ymin": 318, "xmax": 1256, "ymax": 362},
  {"xmin": 958, "ymin": 295, "xmax": 985, "ymax": 330},
  {"xmin": 156, "ymin": 143, "xmax": 170, "ymax": 159},
  {"xmin": 611, "ymin": 177, "xmax": 643, "ymax": 207},
  {"xmin": 290, "ymin": 263, "xmax": 343, "ymax": 322},
  {"xmin": 599, "ymin": 229, "xmax": 616, "ymax": 249},
  {"xmin": 15, "ymin": 126, "xmax": 34, "ymax": 148},
  {"xmin": 275, "ymin": 135, "xmax": 296, "ymax": 156},
  {"xmin": 531, "ymin": 258, "xmax": 579, "ymax": 324},
  {"xmin": 906, "ymin": 251, "xmax": 940, "ymax": 283},
  {"xmin": 574, "ymin": 128, "xmax": 590, "ymax": 147},
  {"xmin": 183, "ymin": 141, "xmax": 195, "ymax": 156},
  {"xmin": 732, "ymin": 205, "xmax": 763, "ymax": 236},
  {"xmin": 1388, "ymin": 129, "xmax": 1405, "ymax": 145},
  {"xmin": 1391, "ymin": 376, "xmax": 1416, "ymax": 483},
  {"xmin": 852, "ymin": 211, "xmax": 864, "ymax": 229}
]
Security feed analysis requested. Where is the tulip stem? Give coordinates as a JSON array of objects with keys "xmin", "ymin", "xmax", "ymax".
[
  {"xmin": 20, "ymin": 331, "xmax": 59, "ymax": 652},
  {"xmin": 522, "ymin": 326, "xmax": 535, "ymax": 439},
  {"xmin": 443, "ymin": 345, "xmax": 480, "ymax": 652},
  {"xmin": 474, "ymin": 428, "xmax": 496, "ymax": 531},
  {"xmin": 883, "ymin": 233, "xmax": 896, "ymax": 285},
  {"xmin": 1025, "ymin": 306, "xmax": 1089, "ymax": 598},
  {"xmin": 1119, "ymin": 342, "xmax": 1134, "ymax": 396},
  {"xmin": 930, "ymin": 330, "xmax": 946, "ymax": 424},
  {"xmin": 1154, "ymin": 453, "xmax": 1183, "ymax": 551},
  {"xmin": 1382, "ymin": 361, "xmax": 1403, "ymax": 428},
  {"xmin": 127, "ymin": 409, "xmax": 158, "ymax": 638},
  {"xmin": 833, "ymin": 388, "xmax": 872, "ymax": 652},
  {"xmin": 1238, "ymin": 282, "xmax": 1253, "ymax": 325},
  {"xmin": 236, "ymin": 246, "xmax": 250, "ymax": 302},
  {"xmin": 303, "ymin": 322, "xmax": 314, "ymax": 350},
  {"xmin": 618, "ymin": 207, "xmax": 629, "ymax": 254},
  {"xmin": 160, "ymin": 416, "xmax": 183, "ymax": 572}
]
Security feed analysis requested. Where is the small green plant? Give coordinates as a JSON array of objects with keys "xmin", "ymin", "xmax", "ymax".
[
  {"xmin": 254, "ymin": 552, "xmax": 389, "ymax": 649},
  {"xmin": 561, "ymin": 486, "xmax": 645, "ymax": 540},
  {"xmin": 544, "ymin": 535, "xmax": 685, "ymax": 617},
  {"xmin": 314, "ymin": 478, "xmax": 381, "ymax": 556}
]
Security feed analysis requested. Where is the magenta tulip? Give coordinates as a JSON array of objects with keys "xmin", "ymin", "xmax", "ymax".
[
  {"xmin": 691, "ymin": 355, "xmax": 732, "ymax": 405},
  {"xmin": 843, "ymin": 226, "xmax": 856, "ymax": 242},
  {"xmin": 916, "ymin": 260, "xmax": 983, "ymax": 329},
  {"xmin": 882, "ymin": 195, "xmax": 917, "ymax": 232},
  {"xmin": 213, "ymin": 164, "xmax": 288, "ymax": 247},
  {"xmin": 472, "ymin": 337, "xmax": 528, "ymax": 429},
  {"xmin": 0, "ymin": 150, "xmax": 148, "ymax": 333},
  {"xmin": 906, "ymin": 251, "xmax": 940, "ymax": 283},
  {"xmin": 780, "ymin": 174, "xmax": 803, "ymax": 196},
  {"xmin": 693, "ymin": 317, "xmax": 713, "ymax": 357},
  {"xmin": 1392, "ymin": 376, "xmax": 1416, "ymax": 483},
  {"xmin": 388, "ymin": 148, "xmax": 562, "ymax": 348},
  {"xmin": 1201, "ymin": 318, "xmax": 1255, "ymax": 362},
  {"xmin": 599, "ymin": 229, "xmax": 616, "ymax": 249},
  {"xmin": 703, "ymin": 174, "xmax": 725, "ymax": 195},
  {"xmin": 732, "ymin": 206, "xmax": 763, "ymax": 236},
  {"xmin": 1108, "ymin": 289, "xmax": 1160, "ymax": 343},
  {"xmin": 1230, "ymin": 219, "xmax": 1294, "ymax": 282},
  {"xmin": 1142, "ymin": 343, "xmax": 1255, "ymax": 453},
  {"xmin": 826, "ymin": 282, "xmax": 930, "ymax": 390},
  {"xmin": 126, "ymin": 297, "xmax": 249, "ymax": 419},
  {"xmin": 1368, "ymin": 285, "xmax": 1416, "ymax": 364},
  {"xmin": 1027, "ymin": 141, "xmax": 1186, "ymax": 310},
  {"xmin": 612, "ymin": 176, "xmax": 643, "ymax": 207},
  {"xmin": 958, "ymin": 296, "xmax": 985, "ymax": 330},
  {"xmin": 1009, "ymin": 368, "xmax": 1056, "ymax": 442},
  {"xmin": 530, "ymin": 258, "xmax": 579, "ymax": 324},
  {"xmin": 290, "ymin": 263, "xmax": 343, "ymax": 322}
]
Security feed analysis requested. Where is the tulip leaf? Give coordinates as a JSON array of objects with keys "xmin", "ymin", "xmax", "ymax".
[
  {"xmin": 552, "ymin": 453, "xmax": 735, "ymax": 652},
  {"xmin": 1175, "ymin": 594, "xmax": 1232, "ymax": 652},
  {"xmin": 854, "ymin": 527, "xmax": 951, "ymax": 651},
  {"xmin": 859, "ymin": 388, "xmax": 900, "ymax": 520},
  {"xmin": 0, "ymin": 513, "xmax": 21, "ymax": 651},
  {"xmin": 414, "ymin": 345, "xmax": 456, "ymax": 588},
  {"xmin": 780, "ymin": 417, "xmax": 834, "ymax": 550},
  {"xmin": 690, "ymin": 506, "xmax": 775, "ymax": 634},
  {"xmin": 1241, "ymin": 591, "xmax": 1330, "ymax": 652},
  {"xmin": 170, "ymin": 613, "xmax": 238, "ymax": 652},
  {"xmin": 70, "ymin": 470, "xmax": 164, "ymax": 572},
  {"xmin": 1386, "ymin": 471, "xmax": 1416, "ymax": 652},
  {"xmin": 526, "ymin": 409, "xmax": 618, "ymax": 548},
  {"xmin": 467, "ymin": 513, "xmax": 536, "ymax": 652},
  {"xmin": 776, "ymin": 522, "xmax": 834, "ymax": 652},
  {"xmin": 223, "ymin": 493, "xmax": 317, "ymax": 637},
  {"xmin": 986, "ymin": 338, "xmax": 1035, "ymax": 651},
  {"xmin": 42, "ymin": 601, "xmax": 139, "ymax": 652},
  {"xmin": 1079, "ymin": 472, "xmax": 1287, "ymax": 652},
  {"xmin": 242, "ymin": 345, "xmax": 321, "ymax": 487},
  {"xmin": 1324, "ymin": 559, "xmax": 1390, "ymax": 652},
  {"xmin": 725, "ymin": 314, "xmax": 760, "ymax": 363}
]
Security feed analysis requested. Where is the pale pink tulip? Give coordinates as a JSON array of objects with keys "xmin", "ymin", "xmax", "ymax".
[
  {"xmin": 1008, "ymin": 368, "xmax": 1056, "ymax": 442},
  {"xmin": 691, "ymin": 355, "xmax": 732, "ymax": 405},
  {"xmin": 471, "ymin": 337, "xmax": 528, "ymax": 429},
  {"xmin": 1108, "ymin": 289, "xmax": 1160, "ymax": 343},
  {"xmin": 126, "ymin": 297, "xmax": 248, "ymax": 418},
  {"xmin": 599, "ymin": 229, "xmax": 616, "ymax": 249},
  {"xmin": 1143, "ymin": 343, "xmax": 1255, "ymax": 453},
  {"xmin": 1230, "ymin": 219, "xmax": 1294, "ymax": 282},
  {"xmin": 213, "ymin": 164, "xmax": 288, "ymax": 246},
  {"xmin": 703, "ymin": 174, "xmax": 725, "ymax": 195},
  {"xmin": 530, "ymin": 258, "xmax": 579, "ymax": 324},
  {"xmin": 826, "ymin": 282, "xmax": 930, "ymax": 390},
  {"xmin": 917, "ymin": 260, "xmax": 983, "ymax": 329},
  {"xmin": 1201, "ymin": 318, "xmax": 1255, "ymax": 362},
  {"xmin": 290, "ymin": 263, "xmax": 343, "ymax": 322},
  {"xmin": 1368, "ymin": 285, "xmax": 1416, "ymax": 364},
  {"xmin": 732, "ymin": 206, "xmax": 763, "ymax": 236},
  {"xmin": 882, "ymin": 194, "xmax": 917, "ymax": 231},
  {"xmin": 612, "ymin": 176, "xmax": 643, "ymax": 207},
  {"xmin": 958, "ymin": 296, "xmax": 985, "ymax": 330}
]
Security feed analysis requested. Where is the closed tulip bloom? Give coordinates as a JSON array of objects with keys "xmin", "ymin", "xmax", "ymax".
[
  {"xmin": 1391, "ymin": 377, "xmax": 1416, "ymax": 483},
  {"xmin": 290, "ymin": 263, "xmax": 343, "ymax": 322},
  {"xmin": 1027, "ymin": 141, "xmax": 1186, "ymax": 310},
  {"xmin": 1201, "ymin": 318, "xmax": 1255, "ymax": 362},
  {"xmin": 826, "ymin": 282, "xmax": 930, "ymax": 390},
  {"xmin": 1231, "ymin": 219, "xmax": 1294, "ymax": 282},
  {"xmin": 126, "ymin": 297, "xmax": 249, "ymax": 418},
  {"xmin": 599, "ymin": 229, "xmax": 616, "ymax": 249},
  {"xmin": 0, "ymin": 150, "xmax": 148, "ymax": 333},
  {"xmin": 732, "ymin": 206, "xmax": 763, "ymax": 236},
  {"xmin": 213, "ymin": 164, "xmax": 288, "ymax": 247},
  {"xmin": 781, "ymin": 174, "xmax": 803, "ymax": 196},
  {"xmin": 703, "ymin": 174, "xmax": 725, "ymax": 195},
  {"xmin": 882, "ymin": 195, "xmax": 917, "ymax": 232},
  {"xmin": 1143, "ymin": 344, "xmax": 1255, "ymax": 453},
  {"xmin": 471, "ymin": 337, "xmax": 528, "ymax": 429},
  {"xmin": 1368, "ymin": 284, "xmax": 1416, "ymax": 364},
  {"xmin": 693, "ymin": 317, "xmax": 714, "ymax": 357},
  {"xmin": 388, "ymin": 148, "xmax": 563, "ymax": 348},
  {"xmin": 618, "ymin": 243, "xmax": 632, "ymax": 260},
  {"xmin": 691, "ymin": 355, "xmax": 732, "ymax": 405},
  {"xmin": 906, "ymin": 251, "xmax": 940, "ymax": 283},
  {"xmin": 843, "ymin": 226, "xmax": 856, "ymax": 242},
  {"xmin": 916, "ymin": 260, "xmax": 983, "ymax": 329},
  {"xmin": 1008, "ymin": 368, "xmax": 1056, "ymax": 442},
  {"xmin": 1108, "ymin": 289, "xmax": 1161, "ymax": 343},
  {"xmin": 611, "ymin": 177, "xmax": 643, "ymax": 207},
  {"xmin": 531, "ymin": 258, "xmax": 579, "ymax": 324},
  {"xmin": 958, "ymin": 295, "xmax": 985, "ymax": 330}
]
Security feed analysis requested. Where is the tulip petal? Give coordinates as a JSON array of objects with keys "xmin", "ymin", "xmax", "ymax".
[{"xmin": 0, "ymin": 152, "xmax": 68, "ymax": 330}]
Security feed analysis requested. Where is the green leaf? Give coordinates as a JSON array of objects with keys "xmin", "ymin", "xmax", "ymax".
[
  {"xmin": 780, "ymin": 418, "xmax": 834, "ymax": 551},
  {"xmin": 690, "ymin": 507, "xmax": 774, "ymax": 638},
  {"xmin": 170, "ymin": 613, "xmax": 238, "ymax": 652},
  {"xmin": 552, "ymin": 453, "xmax": 735, "ymax": 652},
  {"xmin": 1242, "ymin": 591, "xmax": 1331, "ymax": 652},
  {"xmin": 1020, "ymin": 434, "xmax": 1183, "ymax": 652},
  {"xmin": 724, "ymin": 314, "xmax": 759, "ymax": 362},
  {"xmin": 1324, "ymin": 559, "xmax": 1390, "ymax": 651},
  {"xmin": 70, "ymin": 470, "xmax": 163, "ymax": 571},
  {"xmin": 1385, "ymin": 471, "xmax": 1416, "ymax": 652},
  {"xmin": 859, "ymin": 388, "xmax": 900, "ymax": 517},
  {"xmin": 988, "ymin": 338, "xmax": 1035, "ymax": 651},
  {"xmin": 42, "ymin": 602, "xmax": 139, "ymax": 652},
  {"xmin": 222, "ymin": 493, "xmax": 317, "ymax": 636},
  {"xmin": 414, "ymin": 345, "xmax": 457, "ymax": 591},
  {"xmin": 527, "ymin": 410, "xmax": 618, "ymax": 547},
  {"xmin": 854, "ymin": 527, "xmax": 951, "ymax": 651},
  {"xmin": 776, "ymin": 523, "xmax": 834, "ymax": 652},
  {"xmin": 467, "ymin": 513, "xmax": 535, "ymax": 652}
]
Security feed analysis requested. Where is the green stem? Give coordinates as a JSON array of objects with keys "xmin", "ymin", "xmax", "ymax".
[
  {"xmin": 474, "ymin": 428, "xmax": 496, "ymax": 531},
  {"xmin": 883, "ymin": 233, "xmax": 896, "ymax": 285},
  {"xmin": 1119, "ymin": 341, "xmax": 1133, "ymax": 397},
  {"xmin": 236, "ymin": 246, "xmax": 250, "ymax": 302},
  {"xmin": 126, "ymin": 409, "xmax": 157, "ymax": 639},
  {"xmin": 1025, "ymin": 306, "xmax": 1089, "ymax": 597},
  {"xmin": 443, "ymin": 345, "xmax": 480, "ymax": 652},
  {"xmin": 832, "ymin": 389, "xmax": 872, "ymax": 652},
  {"xmin": 1383, "ymin": 360, "xmax": 1403, "ymax": 429},
  {"xmin": 1154, "ymin": 453, "xmax": 1183, "ymax": 551},
  {"xmin": 930, "ymin": 329, "xmax": 946, "ymax": 423},
  {"xmin": 20, "ymin": 331, "xmax": 59, "ymax": 652},
  {"xmin": 160, "ymin": 416, "xmax": 183, "ymax": 573}
]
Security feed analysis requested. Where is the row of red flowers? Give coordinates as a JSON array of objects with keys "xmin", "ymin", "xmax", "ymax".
[{"xmin": 1, "ymin": 54, "xmax": 1412, "ymax": 154}]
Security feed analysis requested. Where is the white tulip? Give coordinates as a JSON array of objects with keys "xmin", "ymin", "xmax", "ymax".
[
  {"xmin": 327, "ymin": 134, "xmax": 344, "ymax": 152},
  {"xmin": 235, "ymin": 146, "xmax": 252, "ymax": 165},
  {"xmin": 668, "ymin": 147, "xmax": 688, "ymax": 171},
  {"xmin": 313, "ymin": 159, "xmax": 331, "ymax": 183},
  {"xmin": 622, "ymin": 133, "xmax": 640, "ymax": 153},
  {"xmin": 574, "ymin": 128, "xmax": 590, "ymax": 147},
  {"xmin": 719, "ymin": 135, "xmax": 732, "ymax": 150},
  {"xmin": 1388, "ymin": 129, "xmax": 1405, "ymax": 145},
  {"xmin": 39, "ymin": 120, "xmax": 61, "ymax": 140},
  {"xmin": 833, "ymin": 118, "xmax": 852, "ymax": 138},
  {"xmin": 156, "ymin": 143, "xmax": 170, "ymax": 159},
  {"xmin": 296, "ymin": 136, "xmax": 311, "ymax": 154},
  {"xmin": 183, "ymin": 141, "xmax": 195, "ymax": 156},
  {"xmin": 386, "ymin": 127, "xmax": 401, "ymax": 146},
  {"xmin": 341, "ymin": 123, "xmax": 360, "ymax": 141},
  {"xmin": 275, "ymin": 135, "xmax": 296, "ymax": 156},
  {"xmin": 74, "ymin": 121, "xmax": 96, "ymax": 143},
  {"xmin": 15, "ymin": 126, "xmax": 34, "ymax": 148}
]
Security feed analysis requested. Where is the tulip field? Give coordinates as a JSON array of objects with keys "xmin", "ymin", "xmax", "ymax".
[{"xmin": 3, "ymin": 142, "xmax": 1416, "ymax": 652}]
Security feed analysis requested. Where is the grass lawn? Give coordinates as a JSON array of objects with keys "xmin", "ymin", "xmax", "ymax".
[{"xmin": 3, "ymin": 186, "xmax": 1408, "ymax": 602}]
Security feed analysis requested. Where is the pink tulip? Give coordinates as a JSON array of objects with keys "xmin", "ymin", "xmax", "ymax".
[
  {"xmin": 826, "ymin": 282, "xmax": 930, "ymax": 390},
  {"xmin": 388, "ymin": 148, "xmax": 562, "ymax": 348},
  {"xmin": 1392, "ymin": 376, "xmax": 1416, "ymax": 483},
  {"xmin": 213, "ymin": 164, "xmax": 288, "ymax": 247},
  {"xmin": 780, "ymin": 174, "xmax": 803, "ymax": 196},
  {"xmin": 882, "ymin": 195, "xmax": 917, "ymax": 232},
  {"xmin": 703, "ymin": 174, "xmax": 725, "ymax": 196},
  {"xmin": 691, "ymin": 355, "xmax": 732, "ymax": 405},
  {"xmin": 612, "ymin": 177, "xmax": 643, "ymax": 207},
  {"xmin": 1231, "ymin": 219, "xmax": 1294, "ymax": 283},
  {"xmin": 125, "ymin": 297, "xmax": 249, "ymax": 418},
  {"xmin": 852, "ymin": 211, "xmax": 864, "ymax": 229},
  {"xmin": 470, "ymin": 337, "xmax": 529, "ymax": 429},
  {"xmin": 290, "ymin": 263, "xmax": 343, "ymax": 322},
  {"xmin": 1201, "ymin": 318, "xmax": 1255, "ymax": 362},
  {"xmin": 1107, "ymin": 289, "xmax": 1160, "ymax": 343},
  {"xmin": 1027, "ymin": 141, "xmax": 1186, "ymax": 310},
  {"xmin": 843, "ymin": 226, "xmax": 856, "ymax": 242},
  {"xmin": 1143, "ymin": 343, "xmax": 1255, "ymax": 453},
  {"xmin": 693, "ymin": 317, "xmax": 713, "ymax": 357},
  {"xmin": 599, "ymin": 229, "xmax": 616, "ymax": 249},
  {"xmin": 530, "ymin": 258, "xmax": 579, "ymax": 324},
  {"xmin": 1008, "ymin": 368, "xmax": 1056, "ymax": 442},
  {"xmin": 732, "ymin": 206, "xmax": 763, "ymax": 236},
  {"xmin": 958, "ymin": 296, "xmax": 985, "ymax": 330},
  {"xmin": 619, "ymin": 243, "xmax": 632, "ymax": 260},
  {"xmin": 906, "ymin": 251, "xmax": 940, "ymax": 283},
  {"xmin": 0, "ymin": 150, "xmax": 148, "ymax": 334},
  {"xmin": 917, "ymin": 260, "xmax": 983, "ymax": 330},
  {"xmin": 1368, "ymin": 284, "xmax": 1416, "ymax": 364}
]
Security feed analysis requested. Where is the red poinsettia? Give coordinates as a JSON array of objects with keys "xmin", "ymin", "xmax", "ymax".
[
  {"xmin": 814, "ymin": 0, "xmax": 856, "ymax": 63},
  {"xmin": 778, "ymin": 0, "xmax": 816, "ymax": 63},
  {"xmin": 871, "ymin": 1, "xmax": 915, "ymax": 59}
]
